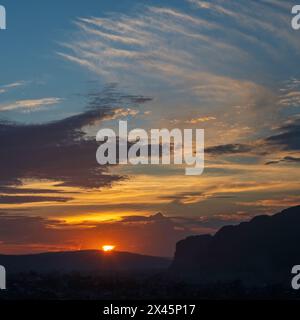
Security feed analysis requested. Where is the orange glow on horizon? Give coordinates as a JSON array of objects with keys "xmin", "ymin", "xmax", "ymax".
[{"xmin": 102, "ymin": 245, "xmax": 115, "ymax": 252}]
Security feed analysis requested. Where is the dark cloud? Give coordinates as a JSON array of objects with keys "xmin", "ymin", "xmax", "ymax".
[
  {"xmin": 159, "ymin": 191, "xmax": 204, "ymax": 202},
  {"xmin": 265, "ymin": 119, "xmax": 300, "ymax": 151},
  {"xmin": 159, "ymin": 190, "xmax": 237, "ymax": 206},
  {"xmin": 170, "ymin": 214, "xmax": 250, "ymax": 231},
  {"xmin": 265, "ymin": 156, "xmax": 300, "ymax": 165},
  {"xmin": 0, "ymin": 195, "xmax": 72, "ymax": 204},
  {"xmin": 205, "ymin": 143, "xmax": 253, "ymax": 155},
  {"xmin": 0, "ymin": 212, "xmax": 192, "ymax": 256},
  {"xmin": 0, "ymin": 211, "xmax": 248, "ymax": 256},
  {"xmin": 0, "ymin": 186, "xmax": 77, "ymax": 194},
  {"xmin": 205, "ymin": 119, "xmax": 300, "ymax": 160},
  {"xmin": 120, "ymin": 212, "xmax": 166, "ymax": 223},
  {"xmin": 0, "ymin": 86, "xmax": 151, "ymax": 192}
]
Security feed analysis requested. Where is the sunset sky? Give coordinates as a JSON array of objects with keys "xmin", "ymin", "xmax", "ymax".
[{"xmin": 0, "ymin": 0, "xmax": 300, "ymax": 257}]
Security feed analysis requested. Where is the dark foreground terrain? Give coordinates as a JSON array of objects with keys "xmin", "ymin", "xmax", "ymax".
[
  {"xmin": 0, "ymin": 271, "xmax": 299, "ymax": 300},
  {"xmin": 171, "ymin": 205, "xmax": 300, "ymax": 286},
  {"xmin": 0, "ymin": 250, "xmax": 170, "ymax": 274},
  {"xmin": 1, "ymin": 205, "xmax": 300, "ymax": 299}
]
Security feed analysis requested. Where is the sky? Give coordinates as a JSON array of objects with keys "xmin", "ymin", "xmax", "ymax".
[{"xmin": 0, "ymin": 0, "xmax": 300, "ymax": 257}]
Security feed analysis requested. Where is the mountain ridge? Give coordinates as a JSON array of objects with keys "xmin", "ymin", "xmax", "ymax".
[
  {"xmin": 170, "ymin": 205, "xmax": 300, "ymax": 285},
  {"xmin": 0, "ymin": 249, "xmax": 171, "ymax": 274}
]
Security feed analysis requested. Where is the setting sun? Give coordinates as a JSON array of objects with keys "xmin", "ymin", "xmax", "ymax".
[{"xmin": 102, "ymin": 245, "xmax": 115, "ymax": 252}]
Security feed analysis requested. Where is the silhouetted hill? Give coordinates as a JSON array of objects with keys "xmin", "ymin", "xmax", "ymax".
[
  {"xmin": 170, "ymin": 205, "xmax": 300, "ymax": 285},
  {"xmin": 0, "ymin": 250, "xmax": 170, "ymax": 274}
]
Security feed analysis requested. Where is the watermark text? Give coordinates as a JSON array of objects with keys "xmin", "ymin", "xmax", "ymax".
[
  {"xmin": 0, "ymin": 5, "xmax": 6, "ymax": 30},
  {"xmin": 292, "ymin": 5, "xmax": 300, "ymax": 30},
  {"xmin": 0, "ymin": 265, "xmax": 6, "ymax": 290},
  {"xmin": 96, "ymin": 121, "xmax": 204, "ymax": 176}
]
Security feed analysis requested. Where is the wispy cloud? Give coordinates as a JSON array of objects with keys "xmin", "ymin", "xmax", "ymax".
[
  {"xmin": 265, "ymin": 156, "xmax": 300, "ymax": 165},
  {"xmin": 59, "ymin": 1, "xmax": 293, "ymax": 145},
  {"xmin": 58, "ymin": 4, "xmax": 250, "ymax": 87},
  {"xmin": 187, "ymin": 0, "xmax": 297, "ymax": 51},
  {"xmin": 60, "ymin": 0, "xmax": 298, "ymax": 81},
  {"xmin": 0, "ymin": 81, "xmax": 27, "ymax": 94},
  {"xmin": 0, "ymin": 97, "xmax": 63, "ymax": 112},
  {"xmin": 103, "ymin": 107, "xmax": 139, "ymax": 121},
  {"xmin": 279, "ymin": 78, "xmax": 300, "ymax": 108},
  {"xmin": 171, "ymin": 116, "xmax": 216, "ymax": 124}
]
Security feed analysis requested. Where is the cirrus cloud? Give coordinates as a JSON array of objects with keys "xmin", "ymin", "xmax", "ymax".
[{"xmin": 0, "ymin": 97, "xmax": 63, "ymax": 112}]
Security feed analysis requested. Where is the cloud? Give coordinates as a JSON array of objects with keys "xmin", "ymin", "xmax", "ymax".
[
  {"xmin": 0, "ymin": 86, "xmax": 151, "ymax": 193},
  {"xmin": 59, "ymin": 7, "xmax": 247, "ymax": 89},
  {"xmin": 58, "ymin": 1, "xmax": 289, "ymax": 147},
  {"xmin": 203, "ymin": 115, "xmax": 300, "ymax": 159},
  {"xmin": 171, "ymin": 116, "xmax": 216, "ymax": 124},
  {"xmin": 60, "ymin": 1, "xmax": 299, "ymax": 83},
  {"xmin": 187, "ymin": 0, "xmax": 298, "ymax": 52},
  {"xmin": 0, "ymin": 195, "xmax": 72, "ymax": 204},
  {"xmin": 265, "ymin": 156, "xmax": 300, "ymax": 165},
  {"xmin": 0, "ymin": 186, "xmax": 76, "ymax": 195},
  {"xmin": 238, "ymin": 196, "xmax": 300, "ymax": 209},
  {"xmin": 0, "ymin": 212, "xmax": 193, "ymax": 256},
  {"xmin": 278, "ymin": 78, "xmax": 300, "ymax": 108},
  {"xmin": 159, "ymin": 191, "xmax": 206, "ymax": 204},
  {"xmin": 156, "ymin": 181, "xmax": 284, "ymax": 207},
  {"xmin": 265, "ymin": 119, "xmax": 300, "ymax": 151},
  {"xmin": 0, "ymin": 81, "xmax": 27, "ymax": 94},
  {"xmin": 0, "ymin": 97, "xmax": 62, "ymax": 112},
  {"xmin": 102, "ymin": 107, "xmax": 139, "ymax": 121},
  {"xmin": 187, "ymin": 0, "xmax": 238, "ymax": 16},
  {"xmin": 279, "ymin": 92, "xmax": 300, "ymax": 108},
  {"xmin": 185, "ymin": 116, "xmax": 216, "ymax": 124},
  {"xmin": 199, "ymin": 108, "xmax": 300, "ymax": 169},
  {"xmin": 205, "ymin": 143, "xmax": 254, "ymax": 155},
  {"xmin": 0, "ymin": 211, "xmax": 249, "ymax": 256}
]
